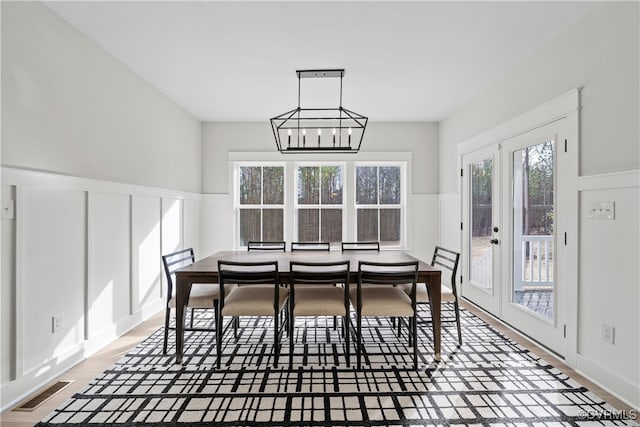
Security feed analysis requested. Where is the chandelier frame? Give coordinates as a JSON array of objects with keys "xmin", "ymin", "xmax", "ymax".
[{"xmin": 270, "ymin": 69, "xmax": 368, "ymax": 153}]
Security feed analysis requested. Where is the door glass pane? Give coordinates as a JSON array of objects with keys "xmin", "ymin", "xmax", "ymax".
[
  {"xmin": 470, "ymin": 159, "xmax": 493, "ymax": 289},
  {"xmin": 512, "ymin": 141, "xmax": 554, "ymax": 319},
  {"xmin": 298, "ymin": 208, "xmax": 319, "ymax": 241},
  {"xmin": 357, "ymin": 209, "xmax": 378, "ymax": 241},
  {"xmin": 320, "ymin": 209, "xmax": 342, "ymax": 243}
]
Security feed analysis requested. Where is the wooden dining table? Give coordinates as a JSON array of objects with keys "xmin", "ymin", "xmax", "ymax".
[{"xmin": 173, "ymin": 250, "xmax": 442, "ymax": 365}]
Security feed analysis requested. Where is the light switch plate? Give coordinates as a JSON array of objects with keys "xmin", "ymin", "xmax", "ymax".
[
  {"xmin": 1, "ymin": 200, "xmax": 15, "ymax": 220},
  {"xmin": 588, "ymin": 201, "xmax": 614, "ymax": 220}
]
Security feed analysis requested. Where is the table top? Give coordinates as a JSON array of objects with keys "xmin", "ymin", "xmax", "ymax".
[{"xmin": 175, "ymin": 250, "xmax": 441, "ymax": 281}]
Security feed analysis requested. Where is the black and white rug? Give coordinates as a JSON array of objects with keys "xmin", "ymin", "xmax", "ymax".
[{"xmin": 38, "ymin": 307, "xmax": 636, "ymax": 426}]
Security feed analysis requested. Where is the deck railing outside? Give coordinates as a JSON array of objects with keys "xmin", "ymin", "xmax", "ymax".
[{"xmin": 515, "ymin": 235, "xmax": 553, "ymax": 290}]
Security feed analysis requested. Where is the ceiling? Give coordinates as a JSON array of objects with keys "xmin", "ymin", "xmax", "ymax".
[{"xmin": 44, "ymin": 1, "xmax": 598, "ymax": 122}]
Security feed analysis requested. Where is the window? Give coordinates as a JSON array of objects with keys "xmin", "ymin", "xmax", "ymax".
[
  {"xmin": 234, "ymin": 160, "xmax": 406, "ymax": 249},
  {"xmin": 355, "ymin": 165, "xmax": 402, "ymax": 246},
  {"xmin": 237, "ymin": 165, "xmax": 284, "ymax": 246},
  {"xmin": 296, "ymin": 165, "xmax": 344, "ymax": 243}
]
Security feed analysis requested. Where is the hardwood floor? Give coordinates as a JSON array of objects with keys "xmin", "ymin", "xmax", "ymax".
[
  {"xmin": 0, "ymin": 303, "xmax": 635, "ymax": 426},
  {"xmin": 0, "ymin": 313, "xmax": 164, "ymax": 427}
]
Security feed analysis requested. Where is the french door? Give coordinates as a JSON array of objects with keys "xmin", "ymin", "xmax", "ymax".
[
  {"xmin": 461, "ymin": 145, "xmax": 501, "ymax": 315},
  {"xmin": 462, "ymin": 119, "xmax": 568, "ymax": 356}
]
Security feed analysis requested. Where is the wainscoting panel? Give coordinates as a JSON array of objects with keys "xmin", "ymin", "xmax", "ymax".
[
  {"xmin": 0, "ymin": 167, "xmax": 201, "ymax": 411},
  {"xmin": 88, "ymin": 192, "xmax": 131, "ymax": 339},
  {"xmin": 21, "ymin": 186, "xmax": 87, "ymax": 376},
  {"xmin": 407, "ymin": 194, "xmax": 439, "ymax": 262},
  {"xmin": 577, "ymin": 169, "xmax": 639, "ymax": 409}
]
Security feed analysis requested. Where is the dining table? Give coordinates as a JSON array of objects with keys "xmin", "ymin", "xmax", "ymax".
[{"xmin": 173, "ymin": 249, "xmax": 442, "ymax": 365}]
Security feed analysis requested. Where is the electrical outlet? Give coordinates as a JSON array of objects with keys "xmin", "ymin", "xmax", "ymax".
[
  {"xmin": 52, "ymin": 313, "xmax": 64, "ymax": 333},
  {"xmin": 601, "ymin": 323, "xmax": 615, "ymax": 344}
]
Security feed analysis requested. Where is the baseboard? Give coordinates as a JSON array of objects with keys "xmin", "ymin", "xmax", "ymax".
[
  {"xmin": 0, "ymin": 304, "xmax": 163, "ymax": 412},
  {"xmin": 575, "ymin": 354, "xmax": 640, "ymax": 410}
]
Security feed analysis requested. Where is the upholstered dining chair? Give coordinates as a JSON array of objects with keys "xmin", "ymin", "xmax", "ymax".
[
  {"xmin": 216, "ymin": 260, "xmax": 287, "ymax": 368},
  {"xmin": 288, "ymin": 261, "xmax": 351, "ymax": 368},
  {"xmin": 351, "ymin": 261, "xmax": 419, "ymax": 370},
  {"xmin": 161, "ymin": 248, "xmax": 234, "ymax": 354},
  {"xmin": 403, "ymin": 246, "xmax": 462, "ymax": 346},
  {"xmin": 247, "ymin": 241, "xmax": 286, "ymax": 251}
]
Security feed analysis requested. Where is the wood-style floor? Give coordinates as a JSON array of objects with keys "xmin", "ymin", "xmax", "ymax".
[{"xmin": 1, "ymin": 301, "xmax": 635, "ymax": 426}]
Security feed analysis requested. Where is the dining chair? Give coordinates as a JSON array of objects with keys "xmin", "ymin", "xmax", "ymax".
[
  {"xmin": 403, "ymin": 246, "xmax": 462, "ymax": 346},
  {"xmin": 216, "ymin": 260, "xmax": 287, "ymax": 368},
  {"xmin": 288, "ymin": 261, "xmax": 351, "ymax": 368},
  {"xmin": 161, "ymin": 248, "xmax": 234, "ymax": 354},
  {"xmin": 291, "ymin": 241, "xmax": 330, "ymax": 251},
  {"xmin": 341, "ymin": 241, "xmax": 380, "ymax": 251},
  {"xmin": 351, "ymin": 261, "xmax": 419, "ymax": 369},
  {"xmin": 247, "ymin": 241, "xmax": 286, "ymax": 251}
]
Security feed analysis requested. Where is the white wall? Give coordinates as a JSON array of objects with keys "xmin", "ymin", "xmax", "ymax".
[
  {"xmin": 0, "ymin": 1, "xmax": 203, "ymax": 410},
  {"xmin": 440, "ymin": 2, "xmax": 639, "ymax": 193},
  {"xmin": 438, "ymin": 2, "xmax": 639, "ymax": 407},
  {"xmin": 1, "ymin": 1, "xmax": 202, "ymax": 193}
]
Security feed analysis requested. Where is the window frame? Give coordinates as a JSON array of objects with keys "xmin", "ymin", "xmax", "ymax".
[
  {"xmin": 232, "ymin": 157, "xmax": 408, "ymax": 251},
  {"xmin": 353, "ymin": 162, "xmax": 406, "ymax": 249},
  {"xmin": 234, "ymin": 162, "xmax": 286, "ymax": 249},
  {"xmin": 294, "ymin": 162, "xmax": 347, "ymax": 247}
]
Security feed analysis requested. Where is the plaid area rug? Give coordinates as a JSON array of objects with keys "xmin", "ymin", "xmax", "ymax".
[{"xmin": 38, "ymin": 307, "xmax": 635, "ymax": 426}]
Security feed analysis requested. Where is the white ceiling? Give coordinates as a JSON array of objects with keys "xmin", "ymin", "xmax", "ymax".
[{"xmin": 44, "ymin": 1, "xmax": 598, "ymax": 122}]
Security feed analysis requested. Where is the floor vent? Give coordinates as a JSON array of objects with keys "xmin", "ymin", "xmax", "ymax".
[{"xmin": 13, "ymin": 380, "xmax": 73, "ymax": 412}]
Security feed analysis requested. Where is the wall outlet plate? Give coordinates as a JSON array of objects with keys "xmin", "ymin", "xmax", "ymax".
[
  {"xmin": 52, "ymin": 313, "xmax": 64, "ymax": 333},
  {"xmin": 1, "ymin": 200, "xmax": 15, "ymax": 220},
  {"xmin": 588, "ymin": 201, "xmax": 615, "ymax": 220},
  {"xmin": 601, "ymin": 323, "xmax": 615, "ymax": 344}
]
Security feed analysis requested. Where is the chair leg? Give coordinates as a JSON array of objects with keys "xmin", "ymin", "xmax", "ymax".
[
  {"xmin": 190, "ymin": 308, "xmax": 195, "ymax": 328},
  {"xmin": 289, "ymin": 302, "xmax": 295, "ymax": 368},
  {"xmin": 213, "ymin": 300, "xmax": 219, "ymax": 342},
  {"xmin": 274, "ymin": 312, "xmax": 279, "ymax": 368},
  {"xmin": 345, "ymin": 315, "xmax": 350, "ymax": 367},
  {"xmin": 163, "ymin": 307, "xmax": 170, "ymax": 354},
  {"xmin": 216, "ymin": 314, "xmax": 222, "ymax": 369},
  {"xmin": 233, "ymin": 317, "xmax": 238, "ymax": 339},
  {"xmin": 454, "ymin": 300, "xmax": 462, "ymax": 346},
  {"xmin": 356, "ymin": 313, "xmax": 362, "ymax": 370},
  {"xmin": 412, "ymin": 314, "xmax": 418, "ymax": 370}
]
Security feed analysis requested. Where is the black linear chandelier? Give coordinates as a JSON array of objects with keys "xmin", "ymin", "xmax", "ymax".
[{"xmin": 270, "ymin": 69, "xmax": 368, "ymax": 153}]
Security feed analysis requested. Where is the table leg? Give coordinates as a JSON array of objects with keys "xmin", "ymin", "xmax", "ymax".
[
  {"xmin": 175, "ymin": 276, "xmax": 187, "ymax": 364},
  {"xmin": 430, "ymin": 277, "xmax": 441, "ymax": 361}
]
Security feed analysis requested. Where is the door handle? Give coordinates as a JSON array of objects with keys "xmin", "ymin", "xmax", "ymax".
[{"xmin": 490, "ymin": 239, "xmax": 499, "ymax": 245}]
